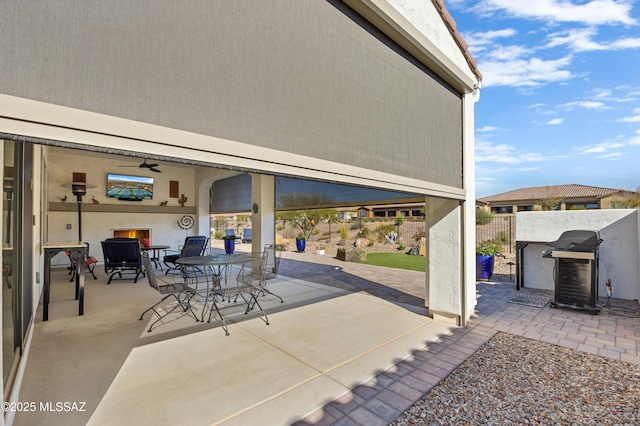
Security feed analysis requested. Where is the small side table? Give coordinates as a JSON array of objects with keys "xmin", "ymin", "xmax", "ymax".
[
  {"xmin": 44, "ymin": 242, "xmax": 87, "ymax": 321},
  {"xmin": 141, "ymin": 245, "xmax": 170, "ymax": 270}
]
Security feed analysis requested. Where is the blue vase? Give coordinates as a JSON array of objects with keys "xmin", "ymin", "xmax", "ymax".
[
  {"xmin": 296, "ymin": 239, "xmax": 306, "ymax": 252},
  {"xmin": 224, "ymin": 239, "xmax": 235, "ymax": 254},
  {"xmin": 476, "ymin": 255, "xmax": 495, "ymax": 280}
]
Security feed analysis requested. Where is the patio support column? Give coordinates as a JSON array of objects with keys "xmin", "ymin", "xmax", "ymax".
[
  {"xmin": 250, "ymin": 174, "xmax": 275, "ymax": 251},
  {"xmin": 426, "ymin": 197, "xmax": 464, "ymax": 325}
]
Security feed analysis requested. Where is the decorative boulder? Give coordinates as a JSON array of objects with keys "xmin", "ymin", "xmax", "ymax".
[
  {"xmin": 337, "ymin": 247, "xmax": 367, "ymax": 262},
  {"xmin": 354, "ymin": 238, "xmax": 370, "ymax": 248}
]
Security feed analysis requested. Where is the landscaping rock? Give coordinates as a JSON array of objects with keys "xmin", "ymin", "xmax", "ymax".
[
  {"xmin": 354, "ymin": 238, "xmax": 370, "ymax": 248},
  {"xmin": 336, "ymin": 247, "xmax": 367, "ymax": 262}
]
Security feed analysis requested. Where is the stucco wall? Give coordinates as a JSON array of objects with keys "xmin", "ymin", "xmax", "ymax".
[{"xmin": 516, "ymin": 210, "xmax": 640, "ymax": 301}]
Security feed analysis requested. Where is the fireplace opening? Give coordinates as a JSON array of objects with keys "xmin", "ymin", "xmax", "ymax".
[{"xmin": 112, "ymin": 229, "xmax": 150, "ymax": 242}]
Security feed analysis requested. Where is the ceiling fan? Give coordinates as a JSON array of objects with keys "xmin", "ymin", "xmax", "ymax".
[{"xmin": 117, "ymin": 159, "xmax": 162, "ymax": 173}]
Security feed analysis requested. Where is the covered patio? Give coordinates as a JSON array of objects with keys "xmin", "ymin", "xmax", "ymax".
[
  {"xmin": 14, "ymin": 249, "xmax": 447, "ymax": 425},
  {"xmin": 13, "ymin": 250, "xmax": 640, "ymax": 425}
]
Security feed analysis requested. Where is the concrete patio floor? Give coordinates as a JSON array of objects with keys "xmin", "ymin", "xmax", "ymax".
[{"xmin": 12, "ymin": 251, "xmax": 640, "ymax": 425}]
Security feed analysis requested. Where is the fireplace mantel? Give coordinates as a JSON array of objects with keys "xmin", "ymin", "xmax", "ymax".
[{"xmin": 49, "ymin": 202, "xmax": 195, "ymax": 214}]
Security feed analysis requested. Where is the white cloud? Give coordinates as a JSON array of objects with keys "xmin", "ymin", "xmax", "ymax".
[
  {"xmin": 575, "ymin": 142, "xmax": 625, "ymax": 153},
  {"xmin": 480, "ymin": 55, "xmax": 574, "ymax": 87},
  {"xmin": 476, "ymin": 140, "xmax": 553, "ymax": 163},
  {"xmin": 559, "ymin": 101, "xmax": 610, "ymax": 110},
  {"xmin": 597, "ymin": 152, "xmax": 624, "ymax": 158},
  {"xmin": 591, "ymin": 88, "xmax": 636, "ymax": 103},
  {"xmin": 477, "ymin": 126, "xmax": 501, "ymax": 132},
  {"xmin": 463, "ymin": 28, "xmax": 518, "ymax": 50},
  {"xmin": 629, "ymin": 130, "xmax": 640, "ymax": 145},
  {"xmin": 547, "ymin": 118, "xmax": 564, "ymax": 125},
  {"xmin": 618, "ymin": 108, "xmax": 640, "ymax": 122},
  {"xmin": 479, "ymin": 0, "xmax": 637, "ymax": 25},
  {"xmin": 545, "ymin": 27, "xmax": 640, "ymax": 52}
]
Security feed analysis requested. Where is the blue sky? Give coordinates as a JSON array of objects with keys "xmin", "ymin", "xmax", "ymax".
[{"xmin": 444, "ymin": 0, "xmax": 640, "ymax": 198}]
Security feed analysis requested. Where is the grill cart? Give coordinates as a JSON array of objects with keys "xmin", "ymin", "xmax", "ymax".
[{"xmin": 542, "ymin": 230, "xmax": 602, "ymax": 314}]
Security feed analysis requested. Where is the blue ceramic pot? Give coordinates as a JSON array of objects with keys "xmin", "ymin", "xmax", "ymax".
[
  {"xmin": 296, "ymin": 239, "xmax": 306, "ymax": 252},
  {"xmin": 224, "ymin": 239, "xmax": 235, "ymax": 254},
  {"xmin": 476, "ymin": 255, "xmax": 495, "ymax": 280}
]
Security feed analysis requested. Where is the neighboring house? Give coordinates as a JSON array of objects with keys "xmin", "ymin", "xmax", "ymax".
[
  {"xmin": 0, "ymin": 0, "xmax": 481, "ymax": 414},
  {"xmin": 478, "ymin": 184, "xmax": 636, "ymax": 214},
  {"xmin": 357, "ymin": 203, "xmax": 426, "ymax": 218}
]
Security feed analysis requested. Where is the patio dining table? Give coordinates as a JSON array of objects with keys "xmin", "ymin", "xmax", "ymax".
[
  {"xmin": 176, "ymin": 253, "xmax": 254, "ymax": 322},
  {"xmin": 140, "ymin": 244, "xmax": 170, "ymax": 270}
]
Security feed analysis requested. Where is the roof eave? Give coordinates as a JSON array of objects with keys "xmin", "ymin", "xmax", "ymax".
[{"xmin": 343, "ymin": 0, "xmax": 480, "ymax": 94}]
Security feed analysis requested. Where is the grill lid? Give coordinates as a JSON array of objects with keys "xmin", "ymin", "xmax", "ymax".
[{"xmin": 545, "ymin": 230, "xmax": 601, "ymax": 252}]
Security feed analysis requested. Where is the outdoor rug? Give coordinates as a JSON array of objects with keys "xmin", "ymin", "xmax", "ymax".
[{"xmin": 507, "ymin": 294, "xmax": 551, "ymax": 308}]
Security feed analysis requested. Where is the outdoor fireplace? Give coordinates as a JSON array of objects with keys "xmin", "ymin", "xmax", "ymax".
[
  {"xmin": 542, "ymin": 230, "xmax": 602, "ymax": 314},
  {"xmin": 112, "ymin": 229, "xmax": 150, "ymax": 242}
]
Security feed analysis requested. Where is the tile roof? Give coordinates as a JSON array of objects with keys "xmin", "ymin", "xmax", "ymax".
[
  {"xmin": 433, "ymin": 0, "xmax": 482, "ymax": 81},
  {"xmin": 478, "ymin": 184, "xmax": 631, "ymax": 203}
]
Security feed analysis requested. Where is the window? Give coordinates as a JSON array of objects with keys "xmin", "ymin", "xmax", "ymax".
[
  {"xmin": 490, "ymin": 206, "xmax": 513, "ymax": 214},
  {"xmin": 567, "ymin": 202, "xmax": 598, "ymax": 210}
]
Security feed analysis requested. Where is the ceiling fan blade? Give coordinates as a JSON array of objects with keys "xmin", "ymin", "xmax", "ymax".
[{"xmin": 149, "ymin": 167, "xmax": 162, "ymax": 173}]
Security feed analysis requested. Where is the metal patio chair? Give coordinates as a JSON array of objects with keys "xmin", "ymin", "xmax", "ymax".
[
  {"xmin": 261, "ymin": 243, "xmax": 284, "ymax": 303},
  {"xmin": 139, "ymin": 253, "xmax": 198, "ymax": 332},
  {"xmin": 208, "ymin": 251, "xmax": 270, "ymax": 335}
]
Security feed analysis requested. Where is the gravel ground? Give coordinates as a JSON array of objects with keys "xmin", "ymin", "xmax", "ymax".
[{"xmin": 391, "ymin": 332, "xmax": 640, "ymax": 425}]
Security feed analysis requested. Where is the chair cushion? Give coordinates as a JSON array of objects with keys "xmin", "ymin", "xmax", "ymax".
[{"xmin": 163, "ymin": 254, "xmax": 180, "ymax": 263}]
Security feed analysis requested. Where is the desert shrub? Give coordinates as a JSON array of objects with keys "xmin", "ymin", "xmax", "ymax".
[
  {"xmin": 412, "ymin": 227, "xmax": 426, "ymax": 242},
  {"xmin": 214, "ymin": 230, "xmax": 224, "ymax": 240},
  {"xmin": 373, "ymin": 224, "xmax": 396, "ymax": 242},
  {"xmin": 339, "ymin": 225, "xmax": 349, "ymax": 239},
  {"xmin": 476, "ymin": 209, "xmax": 494, "ymax": 225},
  {"xmin": 356, "ymin": 227, "xmax": 370, "ymax": 239},
  {"xmin": 494, "ymin": 231, "xmax": 511, "ymax": 245}
]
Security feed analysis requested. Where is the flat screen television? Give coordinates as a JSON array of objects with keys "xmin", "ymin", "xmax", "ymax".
[{"xmin": 106, "ymin": 173, "xmax": 154, "ymax": 201}]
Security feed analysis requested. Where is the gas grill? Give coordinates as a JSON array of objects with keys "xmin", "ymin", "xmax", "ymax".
[{"xmin": 542, "ymin": 230, "xmax": 602, "ymax": 314}]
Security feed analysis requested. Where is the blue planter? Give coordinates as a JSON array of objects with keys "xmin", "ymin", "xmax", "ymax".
[
  {"xmin": 296, "ymin": 239, "xmax": 306, "ymax": 252},
  {"xmin": 476, "ymin": 255, "xmax": 495, "ymax": 281},
  {"xmin": 224, "ymin": 239, "xmax": 235, "ymax": 254}
]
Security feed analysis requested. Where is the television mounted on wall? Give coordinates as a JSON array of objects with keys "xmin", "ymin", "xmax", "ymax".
[{"xmin": 106, "ymin": 173, "xmax": 154, "ymax": 201}]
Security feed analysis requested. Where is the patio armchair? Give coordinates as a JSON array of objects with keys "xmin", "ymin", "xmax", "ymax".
[
  {"xmin": 101, "ymin": 238, "xmax": 144, "ymax": 284},
  {"xmin": 163, "ymin": 236, "xmax": 209, "ymax": 275},
  {"xmin": 139, "ymin": 253, "xmax": 198, "ymax": 332}
]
